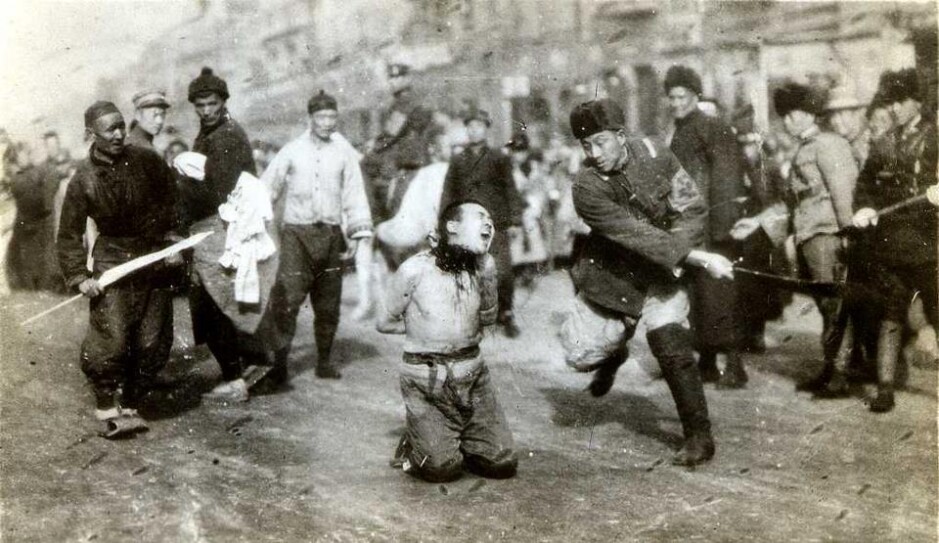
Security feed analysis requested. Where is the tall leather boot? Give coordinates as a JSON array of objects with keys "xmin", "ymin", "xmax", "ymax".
[
  {"xmin": 816, "ymin": 320, "xmax": 853, "ymax": 398},
  {"xmin": 697, "ymin": 350, "xmax": 719, "ymax": 383},
  {"xmin": 870, "ymin": 320, "xmax": 901, "ymax": 413},
  {"xmin": 647, "ymin": 324, "xmax": 715, "ymax": 466}
]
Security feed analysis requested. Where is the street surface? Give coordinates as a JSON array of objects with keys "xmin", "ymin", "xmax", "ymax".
[{"xmin": 1, "ymin": 271, "xmax": 936, "ymax": 542}]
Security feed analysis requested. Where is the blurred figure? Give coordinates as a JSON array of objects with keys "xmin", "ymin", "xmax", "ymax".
[
  {"xmin": 505, "ymin": 132, "xmax": 549, "ymax": 282},
  {"xmin": 163, "ymin": 138, "xmax": 189, "ymax": 167},
  {"xmin": 42, "ymin": 130, "xmax": 73, "ymax": 181},
  {"xmin": 126, "ymin": 90, "xmax": 170, "ymax": 152},
  {"xmin": 440, "ymin": 106, "xmax": 526, "ymax": 338},
  {"xmin": 666, "ymin": 65, "xmax": 748, "ymax": 388},
  {"xmin": 825, "ymin": 83, "xmax": 870, "ymax": 166},
  {"xmin": 5, "ymin": 143, "xmax": 64, "ymax": 291}
]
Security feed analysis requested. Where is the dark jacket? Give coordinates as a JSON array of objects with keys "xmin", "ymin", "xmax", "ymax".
[
  {"xmin": 126, "ymin": 122, "xmax": 156, "ymax": 151},
  {"xmin": 57, "ymin": 145, "xmax": 178, "ymax": 288},
  {"xmin": 670, "ymin": 109, "xmax": 744, "ymax": 245},
  {"xmin": 571, "ymin": 136, "xmax": 706, "ymax": 317},
  {"xmin": 440, "ymin": 143, "xmax": 525, "ymax": 230},
  {"xmin": 855, "ymin": 117, "xmax": 937, "ymax": 266},
  {"xmin": 187, "ymin": 112, "xmax": 255, "ymax": 225}
]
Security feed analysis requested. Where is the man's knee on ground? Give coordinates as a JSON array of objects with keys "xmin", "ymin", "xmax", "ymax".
[
  {"xmin": 463, "ymin": 450, "xmax": 518, "ymax": 479},
  {"xmin": 408, "ymin": 453, "xmax": 463, "ymax": 483}
]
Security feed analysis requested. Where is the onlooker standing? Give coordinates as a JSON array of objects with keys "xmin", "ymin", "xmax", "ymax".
[
  {"xmin": 259, "ymin": 90, "xmax": 373, "ymax": 384},
  {"xmin": 440, "ymin": 107, "xmax": 526, "ymax": 338},
  {"xmin": 665, "ymin": 65, "xmax": 748, "ymax": 388},
  {"xmin": 126, "ymin": 90, "xmax": 170, "ymax": 152}
]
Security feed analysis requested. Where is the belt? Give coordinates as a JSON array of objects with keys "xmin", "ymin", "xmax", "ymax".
[{"xmin": 402, "ymin": 345, "xmax": 481, "ymax": 366}]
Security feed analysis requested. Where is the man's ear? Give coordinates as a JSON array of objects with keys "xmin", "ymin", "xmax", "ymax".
[
  {"xmin": 446, "ymin": 220, "xmax": 459, "ymax": 236},
  {"xmin": 615, "ymin": 130, "xmax": 627, "ymax": 146},
  {"xmin": 427, "ymin": 230, "xmax": 440, "ymax": 248}
]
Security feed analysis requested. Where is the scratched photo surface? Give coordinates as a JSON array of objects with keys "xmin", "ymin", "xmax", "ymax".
[{"xmin": 1, "ymin": 1, "xmax": 937, "ymax": 542}]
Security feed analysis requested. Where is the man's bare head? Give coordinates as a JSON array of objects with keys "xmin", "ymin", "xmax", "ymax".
[{"xmin": 431, "ymin": 200, "xmax": 494, "ymax": 274}]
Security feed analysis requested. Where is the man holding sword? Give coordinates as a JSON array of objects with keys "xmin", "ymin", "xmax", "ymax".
[{"xmin": 57, "ymin": 101, "xmax": 182, "ymax": 436}]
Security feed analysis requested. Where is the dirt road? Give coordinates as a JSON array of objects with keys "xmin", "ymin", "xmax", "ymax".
[{"xmin": 2, "ymin": 273, "xmax": 936, "ymax": 542}]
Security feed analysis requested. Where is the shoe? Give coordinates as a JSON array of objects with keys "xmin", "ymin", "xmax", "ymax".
[
  {"xmin": 698, "ymin": 352, "xmax": 719, "ymax": 383},
  {"xmin": 315, "ymin": 366, "xmax": 342, "ymax": 379},
  {"xmin": 869, "ymin": 386, "xmax": 895, "ymax": 413},
  {"xmin": 671, "ymin": 433, "xmax": 715, "ymax": 467},
  {"xmin": 390, "ymin": 435, "xmax": 412, "ymax": 469},
  {"xmin": 202, "ymin": 378, "xmax": 249, "ymax": 403},
  {"xmin": 796, "ymin": 363, "xmax": 832, "ymax": 393},
  {"xmin": 502, "ymin": 320, "xmax": 521, "ymax": 338},
  {"xmin": 587, "ymin": 364, "xmax": 619, "ymax": 397},
  {"xmin": 716, "ymin": 353, "xmax": 748, "ymax": 390},
  {"xmin": 814, "ymin": 370, "xmax": 850, "ymax": 399}
]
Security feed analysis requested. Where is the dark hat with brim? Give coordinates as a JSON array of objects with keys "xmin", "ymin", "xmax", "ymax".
[
  {"xmin": 773, "ymin": 83, "xmax": 823, "ymax": 117},
  {"xmin": 84, "ymin": 101, "xmax": 121, "ymax": 128},
  {"xmin": 664, "ymin": 65, "xmax": 703, "ymax": 95},
  {"xmin": 188, "ymin": 67, "xmax": 229, "ymax": 103},
  {"xmin": 570, "ymin": 99, "xmax": 625, "ymax": 140},
  {"xmin": 308, "ymin": 90, "xmax": 338, "ymax": 114}
]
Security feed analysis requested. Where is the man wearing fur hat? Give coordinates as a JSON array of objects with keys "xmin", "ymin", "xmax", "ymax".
[
  {"xmin": 440, "ymin": 107, "xmax": 526, "ymax": 338},
  {"xmin": 560, "ymin": 98, "xmax": 735, "ymax": 466},
  {"xmin": 126, "ymin": 90, "xmax": 170, "ymax": 152},
  {"xmin": 852, "ymin": 68, "xmax": 938, "ymax": 412},
  {"xmin": 57, "ymin": 101, "xmax": 181, "ymax": 436},
  {"xmin": 180, "ymin": 67, "xmax": 267, "ymax": 401},
  {"xmin": 258, "ymin": 90, "xmax": 373, "ymax": 383},
  {"xmin": 770, "ymin": 83, "xmax": 858, "ymax": 396},
  {"xmin": 665, "ymin": 65, "xmax": 748, "ymax": 389}
]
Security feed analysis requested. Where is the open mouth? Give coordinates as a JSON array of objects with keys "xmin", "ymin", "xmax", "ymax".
[{"xmin": 480, "ymin": 231, "xmax": 492, "ymax": 242}]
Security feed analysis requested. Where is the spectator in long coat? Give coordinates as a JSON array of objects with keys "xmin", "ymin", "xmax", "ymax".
[{"xmin": 665, "ymin": 65, "xmax": 748, "ymax": 388}]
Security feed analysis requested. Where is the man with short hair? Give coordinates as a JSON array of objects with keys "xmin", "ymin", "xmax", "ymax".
[
  {"xmin": 180, "ymin": 67, "xmax": 267, "ymax": 401},
  {"xmin": 126, "ymin": 90, "xmax": 170, "ymax": 151},
  {"xmin": 57, "ymin": 101, "xmax": 180, "ymax": 435},
  {"xmin": 665, "ymin": 65, "xmax": 748, "ymax": 388},
  {"xmin": 773, "ymin": 83, "xmax": 858, "ymax": 395},
  {"xmin": 852, "ymin": 68, "xmax": 938, "ymax": 412},
  {"xmin": 440, "ymin": 107, "xmax": 526, "ymax": 337},
  {"xmin": 825, "ymin": 84, "xmax": 871, "ymax": 167},
  {"xmin": 259, "ymin": 90, "xmax": 373, "ymax": 383},
  {"xmin": 560, "ymin": 99, "xmax": 734, "ymax": 466}
]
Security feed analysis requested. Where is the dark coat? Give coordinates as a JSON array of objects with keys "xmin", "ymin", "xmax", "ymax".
[
  {"xmin": 187, "ymin": 112, "xmax": 255, "ymax": 225},
  {"xmin": 126, "ymin": 123, "xmax": 156, "ymax": 151},
  {"xmin": 855, "ymin": 118, "xmax": 937, "ymax": 266},
  {"xmin": 6, "ymin": 163, "xmax": 63, "ymax": 290},
  {"xmin": 670, "ymin": 109, "xmax": 745, "ymax": 245},
  {"xmin": 440, "ymin": 143, "xmax": 525, "ymax": 230},
  {"xmin": 57, "ymin": 145, "xmax": 178, "ymax": 288},
  {"xmin": 571, "ymin": 136, "xmax": 706, "ymax": 317}
]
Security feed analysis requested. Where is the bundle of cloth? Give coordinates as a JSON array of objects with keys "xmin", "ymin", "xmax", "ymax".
[{"xmin": 217, "ymin": 171, "xmax": 276, "ymax": 304}]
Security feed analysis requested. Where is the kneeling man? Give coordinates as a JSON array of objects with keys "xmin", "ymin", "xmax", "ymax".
[{"xmin": 378, "ymin": 200, "xmax": 518, "ymax": 482}]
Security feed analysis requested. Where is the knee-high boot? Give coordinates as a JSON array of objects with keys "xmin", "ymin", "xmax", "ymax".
[
  {"xmin": 647, "ymin": 324, "xmax": 715, "ymax": 466},
  {"xmin": 870, "ymin": 320, "xmax": 901, "ymax": 412}
]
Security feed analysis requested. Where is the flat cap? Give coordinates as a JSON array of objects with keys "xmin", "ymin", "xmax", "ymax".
[
  {"xmin": 462, "ymin": 106, "xmax": 491, "ymax": 127},
  {"xmin": 132, "ymin": 90, "xmax": 170, "ymax": 109}
]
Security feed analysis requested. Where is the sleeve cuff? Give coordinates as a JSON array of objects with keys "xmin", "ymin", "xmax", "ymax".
[{"xmin": 67, "ymin": 274, "xmax": 90, "ymax": 288}]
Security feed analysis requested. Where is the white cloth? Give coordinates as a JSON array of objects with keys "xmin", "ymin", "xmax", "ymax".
[
  {"xmin": 217, "ymin": 172, "xmax": 277, "ymax": 304},
  {"xmin": 173, "ymin": 152, "xmax": 207, "ymax": 181},
  {"xmin": 377, "ymin": 161, "xmax": 449, "ymax": 249}
]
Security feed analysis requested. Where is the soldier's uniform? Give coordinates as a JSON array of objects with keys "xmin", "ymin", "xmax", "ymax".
[
  {"xmin": 787, "ymin": 124, "xmax": 858, "ymax": 366},
  {"xmin": 560, "ymin": 99, "xmax": 714, "ymax": 465}
]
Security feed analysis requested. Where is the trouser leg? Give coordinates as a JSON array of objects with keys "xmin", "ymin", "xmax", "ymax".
[
  {"xmin": 399, "ymin": 365, "xmax": 464, "ymax": 482},
  {"xmin": 266, "ymin": 227, "xmax": 316, "ymax": 360},
  {"xmin": 310, "ymin": 242, "xmax": 343, "ymax": 374},
  {"xmin": 189, "ymin": 284, "xmax": 243, "ymax": 381},
  {"xmin": 81, "ymin": 286, "xmax": 135, "ymax": 409},
  {"xmin": 870, "ymin": 319, "xmax": 901, "ymax": 413},
  {"xmin": 646, "ymin": 322, "xmax": 714, "ymax": 466},
  {"xmin": 124, "ymin": 285, "xmax": 174, "ymax": 404},
  {"xmin": 461, "ymin": 365, "xmax": 518, "ymax": 479},
  {"xmin": 490, "ymin": 231, "xmax": 516, "ymax": 320}
]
